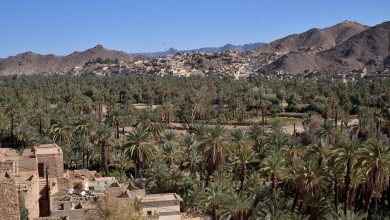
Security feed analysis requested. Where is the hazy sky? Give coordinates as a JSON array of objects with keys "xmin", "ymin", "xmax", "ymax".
[{"xmin": 0, "ymin": 0, "xmax": 389, "ymax": 57}]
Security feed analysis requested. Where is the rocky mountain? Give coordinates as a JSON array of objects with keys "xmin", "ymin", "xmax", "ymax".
[
  {"xmin": 263, "ymin": 21, "xmax": 390, "ymax": 75},
  {"xmin": 1, "ymin": 20, "xmax": 390, "ymax": 79},
  {"xmin": 256, "ymin": 21, "xmax": 368, "ymax": 54},
  {"xmin": 320, "ymin": 21, "xmax": 390, "ymax": 68},
  {"xmin": 134, "ymin": 42, "xmax": 265, "ymax": 57},
  {"xmin": 0, "ymin": 45, "xmax": 133, "ymax": 75}
]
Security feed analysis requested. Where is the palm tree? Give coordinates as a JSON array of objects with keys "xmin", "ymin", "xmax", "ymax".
[
  {"xmin": 266, "ymin": 130, "xmax": 290, "ymax": 154},
  {"xmin": 249, "ymin": 124, "xmax": 268, "ymax": 157},
  {"xmin": 73, "ymin": 134, "xmax": 90, "ymax": 168},
  {"xmin": 118, "ymin": 107, "xmax": 133, "ymax": 135},
  {"xmin": 138, "ymin": 110, "xmax": 165, "ymax": 141},
  {"xmin": 260, "ymin": 153, "xmax": 288, "ymax": 205},
  {"xmin": 161, "ymin": 140, "xmax": 181, "ymax": 168},
  {"xmin": 49, "ymin": 117, "xmax": 74, "ymax": 144},
  {"xmin": 74, "ymin": 115, "xmax": 96, "ymax": 166},
  {"xmin": 303, "ymin": 195, "xmax": 331, "ymax": 220},
  {"xmin": 182, "ymin": 148, "xmax": 203, "ymax": 176},
  {"xmin": 197, "ymin": 181, "xmax": 227, "ymax": 220},
  {"xmin": 123, "ymin": 125, "xmax": 154, "ymax": 177},
  {"xmin": 327, "ymin": 152, "xmax": 344, "ymax": 219},
  {"xmin": 353, "ymin": 116, "xmax": 375, "ymax": 141},
  {"xmin": 4, "ymin": 101, "xmax": 20, "ymax": 146},
  {"xmin": 327, "ymin": 210, "xmax": 365, "ymax": 220},
  {"xmin": 358, "ymin": 140, "xmax": 390, "ymax": 219},
  {"xmin": 245, "ymin": 173, "xmax": 269, "ymax": 217},
  {"xmin": 107, "ymin": 107, "xmax": 121, "ymax": 138},
  {"xmin": 348, "ymin": 168, "xmax": 365, "ymax": 212},
  {"xmin": 310, "ymin": 139, "xmax": 331, "ymax": 167},
  {"xmin": 30, "ymin": 108, "xmax": 49, "ymax": 136},
  {"xmin": 295, "ymin": 159, "xmax": 328, "ymax": 198},
  {"xmin": 160, "ymin": 130, "xmax": 178, "ymax": 143},
  {"xmin": 220, "ymin": 192, "xmax": 252, "ymax": 220},
  {"xmin": 14, "ymin": 123, "xmax": 38, "ymax": 149},
  {"xmin": 193, "ymin": 122, "xmax": 208, "ymax": 140},
  {"xmin": 319, "ymin": 120, "xmax": 339, "ymax": 145},
  {"xmin": 182, "ymin": 133, "xmax": 199, "ymax": 150},
  {"xmin": 295, "ymin": 159, "xmax": 329, "ymax": 219},
  {"xmin": 95, "ymin": 123, "xmax": 113, "ymax": 176},
  {"xmin": 232, "ymin": 148, "xmax": 258, "ymax": 191},
  {"xmin": 74, "ymin": 114, "xmax": 95, "ymax": 137},
  {"xmin": 110, "ymin": 150, "xmax": 135, "ymax": 180},
  {"xmin": 330, "ymin": 139, "xmax": 361, "ymax": 213},
  {"xmin": 180, "ymin": 133, "xmax": 202, "ymax": 175},
  {"xmin": 259, "ymin": 200, "xmax": 290, "ymax": 220},
  {"xmin": 231, "ymin": 128, "xmax": 253, "ymax": 152},
  {"xmin": 198, "ymin": 125, "xmax": 231, "ymax": 184},
  {"xmin": 283, "ymin": 144, "xmax": 304, "ymax": 168},
  {"xmin": 0, "ymin": 110, "xmax": 9, "ymax": 146}
]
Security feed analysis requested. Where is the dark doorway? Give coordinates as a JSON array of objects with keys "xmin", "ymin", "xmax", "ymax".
[{"xmin": 38, "ymin": 163, "xmax": 44, "ymax": 177}]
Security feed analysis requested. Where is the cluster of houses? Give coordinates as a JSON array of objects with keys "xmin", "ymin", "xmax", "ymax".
[
  {"xmin": 70, "ymin": 50, "xmax": 263, "ymax": 79},
  {"xmin": 67, "ymin": 43, "xmax": 390, "ymax": 82},
  {"xmin": 0, "ymin": 144, "xmax": 185, "ymax": 220}
]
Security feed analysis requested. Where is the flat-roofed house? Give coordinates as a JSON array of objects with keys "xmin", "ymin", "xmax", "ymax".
[
  {"xmin": 141, "ymin": 193, "xmax": 183, "ymax": 220},
  {"xmin": 25, "ymin": 144, "xmax": 64, "ymax": 179}
]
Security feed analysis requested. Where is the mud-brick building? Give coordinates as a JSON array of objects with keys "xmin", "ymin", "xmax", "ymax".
[
  {"xmin": 141, "ymin": 193, "xmax": 183, "ymax": 220},
  {"xmin": 22, "ymin": 144, "xmax": 65, "ymax": 217},
  {"xmin": 0, "ymin": 172, "xmax": 20, "ymax": 220},
  {"xmin": 0, "ymin": 144, "xmax": 65, "ymax": 219},
  {"xmin": 0, "ymin": 148, "xmax": 40, "ymax": 220},
  {"xmin": 15, "ymin": 171, "xmax": 40, "ymax": 219},
  {"xmin": 23, "ymin": 144, "xmax": 64, "ymax": 179}
]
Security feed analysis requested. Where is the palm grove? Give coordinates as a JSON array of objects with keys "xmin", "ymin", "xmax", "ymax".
[{"xmin": 1, "ymin": 74, "xmax": 390, "ymax": 220}]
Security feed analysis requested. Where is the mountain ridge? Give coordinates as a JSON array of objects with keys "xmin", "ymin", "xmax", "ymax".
[
  {"xmin": 1, "ymin": 20, "xmax": 390, "ymax": 78},
  {"xmin": 263, "ymin": 21, "xmax": 390, "ymax": 75},
  {"xmin": 0, "ymin": 45, "xmax": 134, "ymax": 75}
]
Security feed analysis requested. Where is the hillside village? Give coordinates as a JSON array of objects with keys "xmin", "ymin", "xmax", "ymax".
[
  {"xmin": 2, "ymin": 21, "xmax": 390, "ymax": 81},
  {"xmin": 71, "ymin": 51, "xmax": 261, "ymax": 79},
  {"xmin": 69, "ymin": 48, "xmax": 390, "ymax": 82}
]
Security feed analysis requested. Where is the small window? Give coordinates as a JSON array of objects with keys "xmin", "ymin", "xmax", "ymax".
[
  {"xmin": 147, "ymin": 211, "xmax": 152, "ymax": 216},
  {"xmin": 58, "ymin": 204, "xmax": 64, "ymax": 210}
]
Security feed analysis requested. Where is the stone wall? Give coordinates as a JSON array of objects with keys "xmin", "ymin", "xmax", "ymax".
[
  {"xmin": 16, "ymin": 172, "xmax": 40, "ymax": 220},
  {"xmin": 18, "ymin": 156, "xmax": 38, "ymax": 173},
  {"xmin": 0, "ymin": 161, "xmax": 16, "ymax": 173},
  {"xmin": 0, "ymin": 175, "xmax": 20, "ymax": 220},
  {"xmin": 36, "ymin": 154, "xmax": 64, "ymax": 179},
  {"xmin": 50, "ymin": 209, "xmax": 96, "ymax": 220}
]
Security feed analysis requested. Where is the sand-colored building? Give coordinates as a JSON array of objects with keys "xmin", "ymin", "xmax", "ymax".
[
  {"xmin": 0, "ymin": 144, "xmax": 64, "ymax": 219},
  {"xmin": 1, "ymin": 145, "xmax": 186, "ymax": 220},
  {"xmin": 141, "ymin": 193, "xmax": 183, "ymax": 220},
  {"xmin": 0, "ymin": 172, "xmax": 20, "ymax": 220}
]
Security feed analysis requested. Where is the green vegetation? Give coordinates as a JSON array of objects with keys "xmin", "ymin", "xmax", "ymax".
[{"xmin": 1, "ymin": 74, "xmax": 390, "ymax": 219}]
